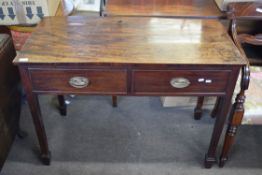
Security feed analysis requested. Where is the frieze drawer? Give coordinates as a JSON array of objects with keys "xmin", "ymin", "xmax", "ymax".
[
  {"xmin": 132, "ymin": 70, "xmax": 231, "ymax": 95},
  {"xmin": 29, "ymin": 69, "xmax": 127, "ymax": 94}
]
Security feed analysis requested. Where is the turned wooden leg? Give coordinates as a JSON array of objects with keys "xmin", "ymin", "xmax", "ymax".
[
  {"xmin": 204, "ymin": 96, "xmax": 232, "ymax": 168},
  {"xmin": 112, "ymin": 96, "xmax": 117, "ymax": 107},
  {"xmin": 211, "ymin": 97, "xmax": 223, "ymax": 118},
  {"xmin": 19, "ymin": 68, "xmax": 51, "ymax": 165},
  {"xmin": 194, "ymin": 96, "xmax": 204, "ymax": 120},
  {"xmin": 219, "ymin": 92, "xmax": 245, "ymax": 167},
  {"xmin": 219, "ymin": 66, "xmax": 250, "ymax": 167},
  {"xmin": 57, "ymin": 95, "xmax": 67, "ymax": 116}
]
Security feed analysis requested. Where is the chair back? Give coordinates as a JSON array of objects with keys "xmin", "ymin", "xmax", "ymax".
[
  {"xmin": 227, "ymin": 2, "xmax": 262, "ymax": 19},
  {"xmin": 227, "ymin": 2, "xmax": 262, "ymax": 65}
]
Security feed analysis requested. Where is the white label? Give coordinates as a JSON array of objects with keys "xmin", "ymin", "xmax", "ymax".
[
  {"xmin": 205, "ymin": 79, "xmax": 212, "ymax": 83},
  {"xmin": 198, "ymin": 78, "xmax": 205, "ymax": 82},
  {"xmin": 256, "ymin": 8, "xmax": 262, "ymax": 13},
  {"xmin": 19, "ymin": 58, "xmax": 29, "ymax": 62}
]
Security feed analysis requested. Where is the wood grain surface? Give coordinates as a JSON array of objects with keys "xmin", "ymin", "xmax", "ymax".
[
  {"xmin": 228, "ymin": 2, "xmax": 262, "ymax": 20},
  {"xmin": 133, "ymin": 69, "xmax": 231, "ymax": 95},
  {"xmin": 104, "ymin": 0, "xmax": 224, "ymax": 18},
  {"xmin": 30, "ymin": 68, "xmax": 127, "ymax": 94},
  {"xmin": 14, "ymin": 16, "xmax": 246, "ymax": 65}
]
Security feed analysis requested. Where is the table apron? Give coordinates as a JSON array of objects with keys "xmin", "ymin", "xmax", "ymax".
[{"xmin": 23, "ymin": 66, "xmax": 240, "ymax": 97}]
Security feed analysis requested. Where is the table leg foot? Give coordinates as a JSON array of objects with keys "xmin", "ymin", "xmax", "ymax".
[
  {"xmin": 194, "ymin": 109, "xmax": 202, "ymax": 120},
  {"xmin": 59, "ymin": 106, "xmax": 67, "ymax": 116},
  {"xmin": 219, "ymin": 156, "xmax": 227, "ymax": 168},
  {"xmin": 204, "ymin": 154, "xmax": 216, "ymax": 169},
  {"xmin": 112, "ymin": 96, "xmax": 117, "ymax": 108},
  {"xmin": 194, "ymin": 96, "xmax": 204, "ymax": 120},
  {"xmin": 40, "ymin": 151, "xmax": 51, "ymax": 165},
  {"xmin": 57, "ymin": 95, "xmax": 67, "ymax": 116}
]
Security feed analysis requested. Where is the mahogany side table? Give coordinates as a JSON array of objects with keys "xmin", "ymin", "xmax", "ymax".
[{"xmin": 14, "ymin": 16, "xmax": 246, "ymax": 168}]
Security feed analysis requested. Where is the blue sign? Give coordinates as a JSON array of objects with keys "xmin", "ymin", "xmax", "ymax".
[
  {"xmin": 7, "ymin": 7, "xmax": 15, "ymax": 20},
  {"xmin": 26, "ymin": 7, "xmax": 34, "ymax": 19},
  {"xmin": 36, "ymin": 6, "xmax": 44, "ymax": 19},
  {"xmin": 0, "ymin": 7, "xmax": 5, "ymax": 20}
]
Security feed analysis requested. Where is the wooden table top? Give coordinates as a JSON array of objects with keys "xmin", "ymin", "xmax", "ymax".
[
  {"xmin": 14, "ymin": 16, "xmax": 246, "ymax": 65},
  {"xmin": 104, "ymin": 0, "xmax": 225, "ymax": 19}
]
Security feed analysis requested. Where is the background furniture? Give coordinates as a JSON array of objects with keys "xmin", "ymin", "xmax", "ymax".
[
  {"xmin": 102, "ymin": 0, "xmax": 225, "ymax": 18},
  {"xmin": 0, "ymin": 34, "xmax": 21, "ymax": 171},
  {"xmin": 215, "ymin": 0, "xmax": 260, "ymax": 11},
  {"xmin": 218, "ymin": 2, "xmax": 262, "ymax": 167}
]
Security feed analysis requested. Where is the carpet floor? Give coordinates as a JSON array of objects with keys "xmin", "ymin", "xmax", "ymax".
[{"xmin": 2, "ymin": 95, "xmax": 262, "ymax": 175}]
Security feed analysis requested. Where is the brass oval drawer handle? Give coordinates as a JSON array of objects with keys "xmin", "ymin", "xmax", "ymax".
[
  {"xmin": 69, "ymin": 76, "xmax": 89, "ymax": 88},
  {"xmin": 170, "ymin": 77, "xmax": 190, "ymax": 88}
]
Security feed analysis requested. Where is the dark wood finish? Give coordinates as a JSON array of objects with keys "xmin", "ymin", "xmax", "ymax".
[
  {"xmin": 133, "ymin": 70, "xmax": 231, "ymax": 95},
  {"xmin": 0, "ymin": 34, "xmax": 21, "ymax": 171},
  {"xmin": 205, "ymin": 64, "xmax": 241, "ymax": 169},
  {"xmin": 194, "ymin": 96, "xmax": 204, "ymax": 120},
  {"xmin": 211, "ymin": 97, "xmax": 223, "ymax": 118},
  {"xmin": 218, "ymin": 2, "xmax": 259, "ymax": 167},
  {"xmin": 112, "ymin": 96, "xmax": 117, "ymax": 107},
  {"xmin": 57, "ymin": 95, "xmax": 67, "ymax": 116},
  {"xmin": 227, "ymin": 2, "xmax": 262, "ymax": 66},
  {"xmin": 18, "ymin": 66, "xmax": 51, "ymax": 165},
  {"xmin": 227, "ymin": 2, "xmax": 262, "ymax": 20},
  {"xmin": 103, "ymin": 0, "xmax": 225, "ymax": 19},
  {"xmin": 212, "ymin": 1, "xmax": 261, "ymax": 142},
  {"xmin": 219, "ymin": 66, "xmax": 250, "ymax": 167},
  {"xmin": 205, "ymin": 96, "xmax": 234, "ymax": 168},
  {"xmin": 14, "ymin": 17, "xmax": 246, "ymax": 167},
  {"xmin": 29, "ymin": 69, "xmax": 127, "ymax": 94}
]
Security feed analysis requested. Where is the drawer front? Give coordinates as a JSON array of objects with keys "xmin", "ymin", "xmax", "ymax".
[
  {"xmin": 133, "ymin": 70, "xmax": 231, "ymax": 95},
  {"xmin": 30, "ymin": 69, "xmax": 127, "ymax": 94}
]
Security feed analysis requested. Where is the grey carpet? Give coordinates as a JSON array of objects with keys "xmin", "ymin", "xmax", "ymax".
[{"xmin": 2, "ymin": 95, "xmax": 262, "ymax": 175}]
